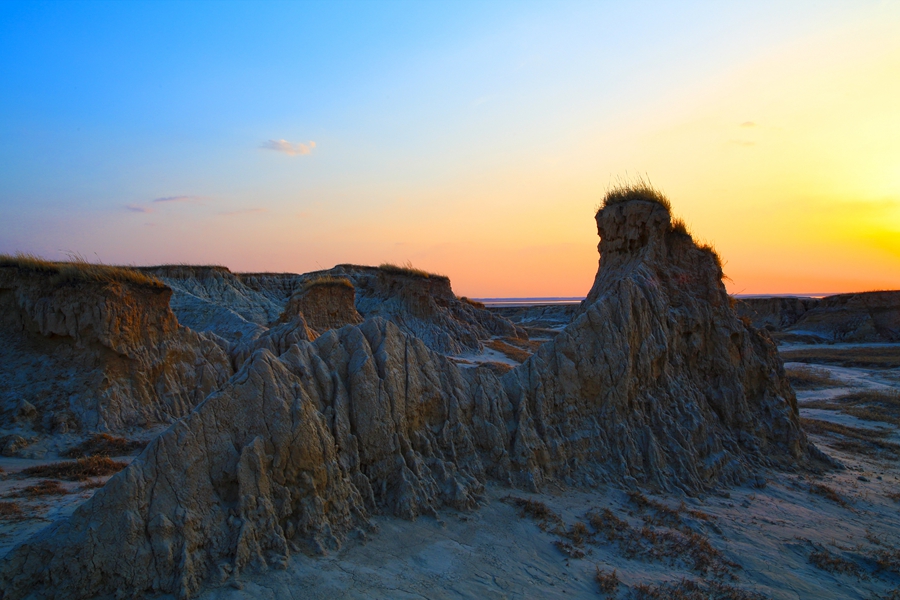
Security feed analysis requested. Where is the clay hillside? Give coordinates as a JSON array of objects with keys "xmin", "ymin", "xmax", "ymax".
[{"xmin": 0, "ymin": 188, "xmax": 835, "ymax": 599}]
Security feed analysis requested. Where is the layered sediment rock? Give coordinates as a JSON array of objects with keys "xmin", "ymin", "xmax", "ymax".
[
  {"xmin": 280, "ymin": 277, "xmax": 363, "ymax": 333},
  {"xmin": 736, "ymin": 292, "xmax": 900, "ymax": 343},
  {"xmin": 0, "ymin": 198, "xmax": 815, "ymax": 599},
  {"xmin": 305, "ymin": 264, "xmax": 526, "ymax": 354},
  {"xmin": 0, "ymin": 267, "xmax": 232, "ymax": 433}
]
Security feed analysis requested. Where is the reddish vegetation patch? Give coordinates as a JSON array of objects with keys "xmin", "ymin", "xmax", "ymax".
[
  {"xmin": 21, "ymin": 480, "xmax": 69, "ymax": 497},
  {"xmin": 21, "ymin": 456, "xmax": 127, "ymax": 481},
  {"xmin": 0, "ymin": 501, "xmax": 22, "ymax": 518},
  {"xmin": 63, "ymin": 433, "xmax": 146, "ymax": 458},
  {"xmin": 486, "ymin": 339, "xmax": 532, "ymax": 363}
]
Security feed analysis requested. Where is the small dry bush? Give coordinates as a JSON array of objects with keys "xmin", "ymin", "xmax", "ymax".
[
  {"xmin": 503, "ymin": 496, "xmax": 562, "ymax": 531},
  {"xmin": 781, "ymin": 346, "xmax": 900, "ymax": 369},
  {"xmin": 595, "ymin": 567, "xmax": 620, "ymax": 594},
  {"xmin": 63, "ymin": 433, "xmax": 146, "ymax": 458},
  {"xmin": 21, "ymin": 480, "xmax": 68, "ymax": 497},
  {"xmin": 0, "ymin": 252, "xmax": 164, "ymax": 289},
  {"xmin": 809, "ymin": 548, "xmax": 863, "ymax": 577},
  {"xmin": 477, "ymin": 361, "xmax": 514, "ymax": 375},
  {"xmin": 21, "ymin": 456, "xmax": 127, "ymax": 481},
  {"xmin": 805, "ymin": 390, "xmax": 900, "ymax": 426},
  {"xmin": 886, "ymin": 491, "xmax": 900, "ymax": 503},
  {"xmin": 600, "ymin": 176, "xmax": 671, "ymax": 213},
  {"xmin": 801, "ymin": 418, "xmax": 900, "ymax": 459},
  {"xmin": 486, "ymin": 339, "xmax": 532, "ymax": 363},
  {"xmin": 378, "ymin": 261, "xmax": 445, "ymax": 279},
  {"xmin": 628, "ymin": 491, "xmax": 683, "ymax": 528},
  {"xmin": 632, "ymin": 579, "xmax": 768, "ymax": 600},
  {"xmin": 873, "ymin": 547, "xmax": 900, "ymax": 576},
  {"xmin": 809, "ymin": 483, "xmax": 849, "ymax": 507},
  {"xmin": 80, "ymin": 479, "xmax": 107, "ymax": 491},
  {"xmin": 301, "ymin": 275, "xmax": 354, "ymax": 290},
  {"xmin": 786, "ymin": 366, "xmax": 843, "ymax": 390},
  {"xmin": 458, "ymin": 296, "xmax": 486, "ymax": 309},
  {"xmin": 502, "ymin": 336, "xmax": 544, "ymax": 352},
  {"xmin": 0, "ymin": 501, "xmax": 23, "ymax": 519}
]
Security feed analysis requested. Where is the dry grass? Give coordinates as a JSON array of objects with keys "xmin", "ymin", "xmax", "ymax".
[
  {"xmin": 0, "ymin": 502, "xmax": 22, "ymax": 519},
  {"xmin": 632, "ymin": 578, "xmax": 768, "ymax": 600},
  {"xmin": 63, "ymin": 433, "xmax": 146, "ymax": 458},
  {"xmin": 20, "ymin": 479, "xmax": 69, "ymax": 497},
  {"xmin": 486, "ymin": 339, "xmax": 532, "ymax": 363},
  {"xmin": 786, "ymin": 366, "xmax": 843, "ymax": 390},
  {"xmin": 595, "ymin": 567, "xmax": 620, "ymax": 594},
  {"xmin": 457, "ymin": 296, "xmax": 486, "ymax": 309},
  {"xmin": 809, "ymin": 548, "xmax": 863, "ymax": 577},
  {"xmin": 780, "ymin": 346, "xmax": 900, "ymax": 369},
  {"xmin": 477, "ymin": 361, "xmax": 514, "ymax": 375},
  {"xmin": 503, "ymin": 496, "xmax": 563, "ymax": 531},
  {"xmin": 801, "ymin": 418, "xmax": 900, "ymax": 459},
  {"xmin": 0, "ymin": 252, "xmax": 165, "ymax": 288},
  {"xmin": 20, "ymin": 456, "xmax": 127, "ymax": 481},
  {"xmin": 378, "ymin": 261, "xmax": 446, "ymax": 279},
  {"xmin": 600, "ymin": 176, "xmax": 671, "ymax": 213},
  {"xmin": 809, "ymin": 483, "xmax": 849, "ymax": 507},
  {"xmin": 301, "ymin": 275, "xmax": 354, "ymax": 290},
  {"xmin": 873, "ymin": 547, "xmax": 900, "ymax": 576},
  {"xmin": 80, "ymin": 479, "xmax": 107, "ymax": 491},
  {"xmin": 804, "ymin": 390, "xmax": 900, "ymax": 426},
  {"xmin": 886, "ymin": 491, "xmax": 900, "ymax": 503}
]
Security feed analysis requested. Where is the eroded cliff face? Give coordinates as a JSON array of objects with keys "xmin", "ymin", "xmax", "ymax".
[
  {"xmin": 0, "ymin": 268, "xmax": 232, "ymax": 433},
  {"xmin": 280, "ymin": 280, "xmax": 363, "ymax": 333},
  {"xmin": 0, "ymin": 199, "xmax": 816, "ymax": 599}
]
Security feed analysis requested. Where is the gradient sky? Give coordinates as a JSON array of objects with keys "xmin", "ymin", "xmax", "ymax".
[{"xmin": 1, "ymin": 1, "xmax": 898, "ymax": 297}]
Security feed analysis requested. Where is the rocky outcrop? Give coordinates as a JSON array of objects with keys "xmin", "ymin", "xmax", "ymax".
[
  {"xmin": 0, "ymin": 197, "xmax": 816, "ymax": 599},
  {"xmin": 736, "ymin": 291, "xmax": 900, "ymax": 343},
  {"xmin": 302, "ymin": 265, "xmax": 526, "ymax": 354},
  {"xmin": 489, "ymin": 303, "xmax": 578, "ymax": 332},
  {"xmin": 0, "ymin": 266, "xmax": 232, "ymax": 433},
  {"xmin": 141, "ymin": 266, "xmax": 297, "ymax": 345},
  {"xmin": 280, "ymin": 277, "xmax": 363, "ymax": 333}
]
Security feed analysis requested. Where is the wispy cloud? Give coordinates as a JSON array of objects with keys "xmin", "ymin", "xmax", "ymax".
[
  {"xmin": 125, "ymin": 204, "xmax": 153, "ymax": 213},
  {"xmin": 260, "ymin": 139, "xmax": 316, "ymax": 156},
  {"xmin": 219, "ymin": 208, "xmax": 267, "ymax": 217},
  {"xmin": 740, "ymin": 121, "xmax": 757, "ymax": 128},
  {"xmin": 153, "ymin": 195, "xmax": 205, "ymax": 204},
  {"xmin": 729, "ymin": 140, "xmax": 756, "ymax": 147}
]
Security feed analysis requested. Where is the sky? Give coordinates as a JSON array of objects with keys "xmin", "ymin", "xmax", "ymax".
[{"xmin": 1, "ymin": 0, "xmax": 899, "ymax": 297}]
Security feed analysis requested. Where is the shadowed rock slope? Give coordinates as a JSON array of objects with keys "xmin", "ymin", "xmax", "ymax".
[
  {"xmin": 0, "ymin": 198, "xmax": 816, "ymax": 599},
  {"xmin": 0, "ymin": 264, "xmax": 232, "ymax": 435}
]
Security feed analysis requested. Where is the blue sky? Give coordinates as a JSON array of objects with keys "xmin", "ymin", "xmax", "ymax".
[{"xmin": 1, "ymin": 1, "xmax": 898, "ymax": 295}]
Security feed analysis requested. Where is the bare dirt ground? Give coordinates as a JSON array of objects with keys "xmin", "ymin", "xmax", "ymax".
[{"xmin": 2, "ymin": 344, "xmax": 899, "ymax": 599}]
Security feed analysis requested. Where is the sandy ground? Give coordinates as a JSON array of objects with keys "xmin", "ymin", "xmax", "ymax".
[{"xmin": 3, "ymin": 346, "xmax": 900, "ymax": 599}]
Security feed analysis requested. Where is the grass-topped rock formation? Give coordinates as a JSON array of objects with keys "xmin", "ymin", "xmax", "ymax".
[
  {"xmin": 0, "ymin": 255, "xmax": 232, "ymax": 435},
  {"xmin": 0, "ymin": 188, "xmax": 819, "ymax": 599}
]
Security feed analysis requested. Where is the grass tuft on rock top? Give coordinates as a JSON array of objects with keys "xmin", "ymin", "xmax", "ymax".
[
  {"xmin": 378, "ymin": 261, "xmax": 447, "ymax": 280},
  {"xmin": 600, "ymin": 176, "xmax": 672, "ymax": 213},
  {"xmin": 301, "ymin": 275, "xmax": 354, "ymax": 291},
  {"xmin": 0, "ymin": 252, "xmax": 165, "ymax": 289}
]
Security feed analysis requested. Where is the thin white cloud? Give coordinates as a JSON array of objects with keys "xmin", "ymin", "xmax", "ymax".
[
  {"xmin": 219, "ymin": 208, "xmax": 267, "ymax": 217},
  {"xmin": 153, "ymin": 195, "xmax": 205, "ymax": 203},
  {"xmin": 125, "ymin": 204, "xmax": 153, "ymax": 213},
  {"xmin": 260, "ymin": 139, "xmax": 316, "ymax": 156}
]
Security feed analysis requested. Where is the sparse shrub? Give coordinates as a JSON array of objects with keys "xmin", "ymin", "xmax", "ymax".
[
  {"xmin": 21, "ymin": 456, "xmax": 127, "ymax": 481},
  {"xmin": 809, "ymin": 548, "xmax": 863, "ymax": 577},
  {"xmin": 801, "ymin": 418, "xmax": 900, "ymax": 459},
  {"xmin": 780, "ymin": 346, "xmax": 900, "ymax": 369},
  {"xmin": 21, "ymin": 480, "xmax": 68, "ymax": 496},
  {"xmin": 503, "ymin": 496, "xmax": 562, "ymax": 530},
  {"xmin": 785, "ymin": 366, "xmax": 842, "ymax": 390},
  {"xmin": 595, "ymin": 567, "xmax": 620, "ymax": 594},
  {"xmin": 805, "ymin": 390, "xmax": 900, "ymax": 426},
  {"xmin": 378, "ymin": 261, "xmax": 445, "ymax": 279},
  {"xmin": 873, "ymin": 547, "xmax": 900, "ymax": 575},
  {"xmin": 477, "ymin": 361, "xmax": 514, "ymax": 375},
  {"xmin": 0, "ymin": 501, "xmax": 23, "ymax": 519},
  {"xmin": 63, "ymin": 433, "xmax": 146, "ymax": 458},
  {"xmin": 486, "ymin": 339, "xmax": 532, "ymax": 363},
  {"xmin": 631, "ymin": 578, "xmax": 768, "ymax": 600},
  {"xmin": 80, "ymin": 479, "xmax": 107, "ymax": 491},
  {"xmin": 886, "ymin": 491, "xmax": 900, "ymax": 503},
  {"xmin": 458, "ymin": 296, "xmax": 486, "ymax": 309},
  {"xmin": 809, "ymin": 483, "xmax": 849, "ymax": 507}
]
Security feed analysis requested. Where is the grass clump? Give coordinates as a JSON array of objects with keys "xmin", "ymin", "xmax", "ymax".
[
  {"xmin": 786, "ymin": 366, "xmax": 843, "ymax": 390},
  {"xmin": 486, "ymin": 339, "xmax": 532, "ymax": 363},
  {"xmin": 503, "ymin": 496, "xmax": 563, "ymax": 531},
  {"xmin": 801, "ymin": 418, "xmax": 900, "ymax": 459},
  {"xmin": 804, "ymin": 390, "xmax": 900, "ymax": 426},
  {"xmin": 0, "ymin": 252, "xmax": 165, "ymax": 289},
  {"xmin": 0, "ymin": 501, "xmax": 23, "ymax": 519},
  {"xmin": 809, "ymin": 548, "xmax": 863, "ymax": 577},
  {"xmin": 809, "ymin": 483, "xmax": 849, "ymax": 507},
  {"xmin": 780, "ymin": 346, "xmax": 900, "ymax": 369},
  {"xmin": 458, "ymin": 296, "xmax": 486, "ymax": 309},
  {"xmin": 378, "ymin": 261, "xmax": 445, "ymax": 279},
  {"xmin": 20, "ymin": 456, "xmax": 127, "ymax": 481},
  {"xmin": 632, "ymin": 579, "xmax": 768, "ymax": 600},
  {"xmin": 600, "ymin": 176, "xmax": 671, "ymax": 213},
  {"xmin": 595, "ymin": 567, "xmax": 620, "ymax": 595},
  {"xmin": 21, "ymin": 479, "xmax": 69, "ymax": 497},
  {"xmin": 301, "ymin": 275, "xmax": 354, "ymax": 291},
  {"xmin": 63, "ymin": 434, "xmax": 147, "ymax": 458}
]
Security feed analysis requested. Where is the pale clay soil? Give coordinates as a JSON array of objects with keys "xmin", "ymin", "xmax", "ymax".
[{"xmin": 2, "ymin": 345, "xmax": 899, "ymax": 599}]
